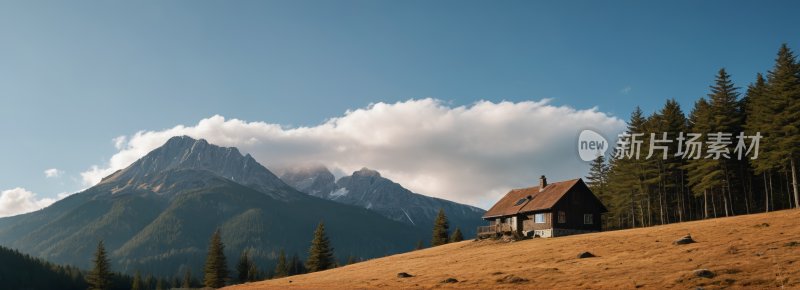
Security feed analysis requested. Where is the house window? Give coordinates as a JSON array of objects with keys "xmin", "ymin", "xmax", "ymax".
[
  {"xmin": 584, "ymin": 214, "xmax": 593, "ymax": 224},
  {"xmin": 535, "ymin": 214, "xmax": 545, "ymax": 223},
  {"xmin": 558, "ymin": 211, "xmax": 566, "ymax": 223}
]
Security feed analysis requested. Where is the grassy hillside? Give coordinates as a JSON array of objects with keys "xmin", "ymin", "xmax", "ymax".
[{"xmin": 224, "ymin": 209, "xmax": 800, "ymax": 290}]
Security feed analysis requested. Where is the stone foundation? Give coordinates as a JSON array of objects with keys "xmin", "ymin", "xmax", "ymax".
[{"xmin": 523, "ymin": 229, "xmax": 552, "ymax": 238}]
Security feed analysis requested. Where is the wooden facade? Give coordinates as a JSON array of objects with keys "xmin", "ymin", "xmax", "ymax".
[
  {"xmin": 479, "ymin": 177, "xmax": 607, "ymax": 238},
  {"xmin": 549, "ymin": 185, "xmax": 603, "ymax": 232}
]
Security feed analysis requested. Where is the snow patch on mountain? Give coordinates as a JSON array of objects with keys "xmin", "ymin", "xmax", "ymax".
[{"xmin": 330, "ymin": 188, "xmax": 349, "ymax": 198}]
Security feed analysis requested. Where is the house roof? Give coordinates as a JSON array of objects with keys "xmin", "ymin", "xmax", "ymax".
[{"xmin": 482, "ymin": 178, "xmax": 583, "ymax": 219}]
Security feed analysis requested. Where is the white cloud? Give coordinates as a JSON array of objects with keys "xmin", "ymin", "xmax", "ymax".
[
  {"xmin": 621, "ymin": 86, "xmax": 631, "ymax": 94},
  {"xmin": 112, "ymin": 135, "xmax": 127, "ymax": 150},
  {"xmin": 44, "ymin": 168, "xmax": 64, "ymax": 178},
  {"xmin": 0, "ymin": 188, "xmax": 57, "ymax": 218},
  {"xmin": 80, "ymin": 98, "xmax": 625, "ymax": 209}
]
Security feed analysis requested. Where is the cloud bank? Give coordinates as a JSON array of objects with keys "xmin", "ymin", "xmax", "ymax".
[
  {"xmin": 80, "ymin": 98, "xmax": 625, "ymax": 209},
  {"xmin": 0, "ymin": 188, "xmax": 57, "ymax": 218}
]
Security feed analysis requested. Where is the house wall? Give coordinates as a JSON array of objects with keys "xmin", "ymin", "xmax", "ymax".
[
  {"xmin": 521, "ymin": 211, "xmax": 552, "ymax": 231},
  {"xmin": 550, "ymin": 186, "xmax": 603, "ymax": 232}
]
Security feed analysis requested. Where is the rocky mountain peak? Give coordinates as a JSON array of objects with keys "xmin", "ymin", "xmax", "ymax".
[
  {"xmin": 96, "ymin": 136, "xmax": 299, "ymax": 201},
  {"xmin": 353, "ymin": 167, "xmax": 381, "ymax": 178},
  {"xmin": 276, "ymin": 164, "xmax": 337, "ymax": 199}
]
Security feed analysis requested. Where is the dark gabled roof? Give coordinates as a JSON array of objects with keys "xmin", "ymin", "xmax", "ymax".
[{"xmin": 483, "ymin": 178, "xmax": 590, "ymax": 219}]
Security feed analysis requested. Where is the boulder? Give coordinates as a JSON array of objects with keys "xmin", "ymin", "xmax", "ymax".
[
  {"xmin": 673, "ymin": 235, "xmax": 695, "ymax": 245},
  {"xmin": 693, "ymin": 269, "xmax": 714, "ymax": 278},
  {"xmin": 577, "ymin": 251, "xmax": 596, "ymax": 258},
  {"xmin": 397, "ymin": 272, "xmax": 413, "ymax": 278}
]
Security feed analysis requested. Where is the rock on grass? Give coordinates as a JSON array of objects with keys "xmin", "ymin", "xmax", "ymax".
[
  {"xmin": 440, "ymin": 278, "xmax": 458, "ymax": 283},
  {"xmin": 673, "ymin": 235, "xmax": 696, "ymax": 245},
  {"xmin": 693, "ymin": 269, "xmax": 714, "ymax": 278}
]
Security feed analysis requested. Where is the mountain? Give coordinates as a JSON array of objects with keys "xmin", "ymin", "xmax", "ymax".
[
  {"xmin": 0, "ymin": 136, "xmax": 427, "ymax": 278},
  {"xmin": 278, "ymin": 166, "xmax": 487, "ymax": 238}
]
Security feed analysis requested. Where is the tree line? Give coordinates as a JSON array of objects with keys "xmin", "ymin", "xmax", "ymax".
[
  {"xmin": 80, "ymin": 220, "xmax": 359, "ymax": 289},
  {"xmin": 585, "ymin": 44, "xmax": 800, "ymax": 230}
]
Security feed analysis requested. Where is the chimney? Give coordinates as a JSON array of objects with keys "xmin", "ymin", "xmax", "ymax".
[{"xmin": 539, "ymin": 175, "xmax": 547, "ymax": 192}]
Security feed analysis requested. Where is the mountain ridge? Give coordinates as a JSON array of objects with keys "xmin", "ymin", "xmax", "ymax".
[{"xmin": 279, "ymin": 166, "xmax": 486, "ymax": 238}]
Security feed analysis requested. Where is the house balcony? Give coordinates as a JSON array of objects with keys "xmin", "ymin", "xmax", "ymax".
[{"xmin": 477, "ymin": 224, "xmax": 511, "ymax": 236}]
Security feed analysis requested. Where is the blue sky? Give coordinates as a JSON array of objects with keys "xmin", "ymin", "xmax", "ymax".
[{"xmin": 1, "ymin": 1, "xmax": 798, "ymax": 212}]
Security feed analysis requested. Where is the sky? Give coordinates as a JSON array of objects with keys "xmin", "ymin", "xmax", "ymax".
[{"xmin": 1, "ymin": 1, "xmax": 798, "ymax": 216}]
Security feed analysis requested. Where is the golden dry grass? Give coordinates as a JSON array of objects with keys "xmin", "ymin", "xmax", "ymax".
[{"xmin": 224, "ymin": 209, "xmax": 800, "ymax": 290}]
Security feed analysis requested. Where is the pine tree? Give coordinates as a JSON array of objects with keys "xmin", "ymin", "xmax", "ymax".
[
  {"xmin": 202, "ymin": 227, "xmax": 230, "ymax": 288},
  {"xmin": 246, "ymin": 262, "xmax": 259, "ymax": 282},
  {"xmin": 87, "ymin": 239, "xmax": 113, "ymax": 290},
  {"xmin": 171, "ymin": 274, "xmax": 180, "ymax": 289},
  {"xmin": 131, "ymin": 267, "xmax": 144, "ymax": 290},
  {"xmin": 450, "ymin": 225, "xmax": 463, "ymax": 242},
  {"xmin": 431, "ymin": 208, "xmax": 450, "ymax": 246},
  {"xmin": 132, "ymin": 268, "xmax": 143, "ymax": 290},
  {"xmin": 765, "ymin": 44, "xmax": 800, "ymax": 209},
  {"xmin": 347, "ymin": 253, "xmax": 356, "ymax": 265},
  {"xmin": 745, "ymin": 72, "xmax": 774, "ymax": 212},
  {"xmin": 586, "ymin": 154, "xmax": 614, "ymax": 224},
  {"xmin": 156, "ymin": 277, "xmax": 165, "ymax": 290},
  {"xmin": 586, "ymin": 155, "xmax": 609, "ymax": 191},
  {"xmin": 290, "ymin": 251, "xmax": 303, "ymax": 275},
  {"xmin": 305, "ymin": 220, "xmax": 334, "ymax": 273},
  {"xmin": 680, "ymin": 68, "xmax": 745, "ymax": 219},
  {"xmin": 708, "ymin": 68, "xmax": 744, "ymax": 216},
  {"xmin": 658, "ymin": 99, "xmax": 690, "ymax": 221},
  {"xmin": 414, "ymin": 239, "xmax": 423, "ymax": 250},
  {"xmin": 145, "ymin": 274, "xmax": 155, "ymax": 290},
  {"xmin": 182, "ymin": 267, "xmax": 193, "ymax": 289},
  {"xmin": 605, "ymin": 106, "xmax": 651, "ymax": 228},
  {"xmin": 274, "ymin": 248, "xmax": 289, "ymax": 278},
  {"xmin": 236, "ymin": 249, "xmax": 251, "ymax": 283}
]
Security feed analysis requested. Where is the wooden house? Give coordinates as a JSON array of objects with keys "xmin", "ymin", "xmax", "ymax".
[{"xmin": 478, "ymin": 176, "xmax": 607, "ymax": 238}]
